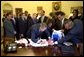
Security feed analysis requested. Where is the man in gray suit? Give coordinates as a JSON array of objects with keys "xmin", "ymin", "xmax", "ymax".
[{"xmin": 3, "ymin": 12, "xmax": 16, "ymax": 47}]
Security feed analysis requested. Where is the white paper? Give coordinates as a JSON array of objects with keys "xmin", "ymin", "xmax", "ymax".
[
  {"xmin": 63, "ymin": 42, "xmax": 73, "ymax": 46},
  {"xmin": 15, "ymin": 38, "xmax": 56, "ymax": 47},
  {"xmin": 15, "ymin": 38, "xmax": 28, "ymax": 46},
  {"xmin": 28, "ymin": 39, "xmax": 48, "ymax": 47}
]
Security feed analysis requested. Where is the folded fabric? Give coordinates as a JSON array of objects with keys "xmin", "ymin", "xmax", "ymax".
[{"xmin": 15, "ymin": 38, "xmax": 28, "ymax": 46}]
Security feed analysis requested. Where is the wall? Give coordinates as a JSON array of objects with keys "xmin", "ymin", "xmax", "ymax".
[
  {"xmin": 1, "ymin": 1, "xmax": 83, "ymax": 26},
  {"xmin": 61, "ymin": 1, "xmax": 83, "ymax": 17}
]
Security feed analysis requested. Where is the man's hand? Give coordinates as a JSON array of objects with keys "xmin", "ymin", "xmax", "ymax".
[
  {"xmin": 52, "ymin": 29, "xmax": 55, "ymax": 31},
  {"xmin": 37, "ymin": 39, "xmax": 42, "ymax": 44},
  {"xmin": 59, "ymin": 29, "xmax": 64, "ymax": 32},
  {"xmin": 20, "ymin": 34, "xmax": 24, "ymax": 37},
  {"xmin": 48, "ymin": 38, "xmax": 54, "ymax": 45},
  {"xmin": 48, "ymin": 37, "xmax": 51, "ymax": 40}
]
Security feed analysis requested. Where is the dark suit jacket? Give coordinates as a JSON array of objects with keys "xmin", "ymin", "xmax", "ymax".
[
  {"xmin": 52, "ymin": 18, "xmax": 68, "ymax": 30},
  {"xmin": 10, "ymin": 19, "xmax": 16, "ymax": 31},
  {"xmin": 14, "ymin": 17, "xmax": 19, "ymax": 33},
  {"xmin": 11, "ymin": 17, "xmax": 20, "ymax": 39},
  {"xmin": 58, "ymin": 19, "xmax": 83, "ymax": 44},
  {"xmin": 4, "ymin": 19, "xmax": 15, "ymax": 37},
  {"xmin": 38, "ymin": 16, "xmax": 48, "ymax": 23},
  {"xmin": 80, "ymin": 15, "xmax": 83, "ymax": 22},
  {"xmin": 27, "ymin": 18, "xmax": 38, "ymax": 30},
  {"xmin": 26, "ymin": 18, "xmax": 38, "ymax": 38},
  {"xmin": 31, "ymin": 23, "xmax": 50, "ymax": 43},
  {"xmin": 18, "ymin": 17, "xmax": 27, "ymax": 37},
  {"xmin": 69, "ymin": 16, "xmax": 80, "ymax": 21}
]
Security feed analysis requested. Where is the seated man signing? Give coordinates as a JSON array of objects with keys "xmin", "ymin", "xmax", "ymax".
[{"xmin": 30, "ymin": 23, "xmax": 50, "ymax": 43}]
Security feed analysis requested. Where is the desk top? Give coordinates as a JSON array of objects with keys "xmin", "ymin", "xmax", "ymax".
[{"xmin": 1, "ymin": 45, "xmax": 54, "ymax": 56}]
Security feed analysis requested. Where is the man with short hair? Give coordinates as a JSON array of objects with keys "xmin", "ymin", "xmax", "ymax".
[
  {"xmin": 3, "ymin": 12, "xmax": 16, "ymax": 47},
  {"xmin": 52, "ymin": 11, "xmax": 67, "ymax": 30},
  {"xmin": 30, "ymin": 23, "xmax": 50, "ymax": 43},
  {"xmin": 58, "ymin": 19, "xmax": 83, "ymax": 44},
  {"xmin": 38, "ymin": 10, "xmax": 48, "ymax": 24},
  {"xmin": 69, "ymin": 9, "xmax": 80, "ymax": 21},
  {"xmin": 18, "ymin": 13, "xmax": 28, "ymax": 38}
]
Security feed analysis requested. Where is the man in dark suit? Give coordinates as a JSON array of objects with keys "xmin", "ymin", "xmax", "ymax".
[
  {"xmin": 28, "ymin": 13, "xmax": 38, "ymax": 28},
  {"xmin": 37, "ymin": 10, "xmax": 49, "ymax": 40},
  {"xmin": 3, "ymin": 12, "xmax": 16, "ymax": 47},
  {"xmin": 37, "ymin": 10, "xmax": 48, "ymax": 24},
  {"xmin": 18, "ymin": 13, "xmax": 28, "ymax": 38},
  {"xmin": 4, "ymin": 13, "xmax": 16, "ymax": 38},
  {"xmin": 52, "ymin": 11, "xmax": 68, "ymax": 29},
  {"xmin": 58, "ymin": 19, "xmax": 83, "ymax": 44},
  {"xmin": 69, "ymin": 9, "xmax": 80, "ymax": 21},
  {"xmin": 26, "ymin": 13, "xmax": 38, "ymax": 38},
  {"xmin": 10, "ymin": 17, "xmax": 16, "ymax": 31},
  {"xmin": 10, "ymin": 15, "xmax": 20, "ymax": 40},
  {"xmin": 30, "ymin": 23, "xmax": 50, "ymax": 43}
]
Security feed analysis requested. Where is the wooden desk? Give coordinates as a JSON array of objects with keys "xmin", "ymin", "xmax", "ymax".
[
  {"xmin": 1, "ymin": 45, "xmax": 56, "ymax": 56},
  {"xmin": 1, "ymin": 44, "xmax": 80, "ymax": 56}
]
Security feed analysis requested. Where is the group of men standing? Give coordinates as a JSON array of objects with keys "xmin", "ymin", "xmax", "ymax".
[{"xmin": 2, "ymin": 9, "xmax": 83, "ymax": 55}]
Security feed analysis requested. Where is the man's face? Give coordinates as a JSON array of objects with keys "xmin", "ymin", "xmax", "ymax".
[
  {"xmin": 58, "ymin": 15, "xmax": 64, "ymax": 20},
  {"xmin": 25, "ymin": 12, "xmax": 28, "ymax": 16},
  {"xmin": 73, "ymin": 11, "xmax": 77, "ymax": 17},
  {"xmin": 55, "ymin": 15, "xmax": 57, "ymax": 19},
  {"xmin": 32, "ymin": 13, "xmax": 37, "ymax": 19},
  {"xmin": 48, "ymin": 23, "xmax": 52, "ymax": 27},
  {"xmin": 39, "ymin": 10, "xmax": 44, "ymax": 16},
  {"xmin": 64, "ymin": 23, "xmax": 70, "ymax": 30},
  {"xmin": 22, "ymin": 14, "xmax": 25, "ymax": 17},
  {"xmin": 7, "ymin": 14, "xmax": 12, "ymax": 20},
  {"xmin": 22, "ymin": 14, "xmax": 27, "ymax": 19}
]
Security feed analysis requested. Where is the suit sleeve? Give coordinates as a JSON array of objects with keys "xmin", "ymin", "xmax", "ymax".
[
  {"xmin": 45, "ymin": 28, "xmax": 50, "ymax": 38},
  {"xmin": 31, "ymin": 29, "xmax": 38, "ymax": 43},
  {"xmin": 18, "ymin": 19, "xmax": 24, "ymax": 34},
  {"xmin": 58, "ymin": 32, "xmax": 75, "ymax": 44},
  {"xmin": 58, "ymin": 27, "xmax": 80, "ymax": 44}
]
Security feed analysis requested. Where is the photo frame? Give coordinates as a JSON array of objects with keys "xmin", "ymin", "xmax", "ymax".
[
  {"xmin": 3, "ymin": 3, "xmax": 13, "ymax": 15},
  {"xmin": 15, "ymin": 8, "xmax": 23, "ymax": 16},
  {"xmin": 52, "ymin": 2, "xmax": 61, "ymax": 12}
]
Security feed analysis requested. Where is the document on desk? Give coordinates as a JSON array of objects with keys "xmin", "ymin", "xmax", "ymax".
[
  {"xmin": 15, "ymin": 38, "xmax": 28, "ymax": 46},
  {"xmin": 28, "ymin": 39, "xmax": 48, "ymax": 47}
]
